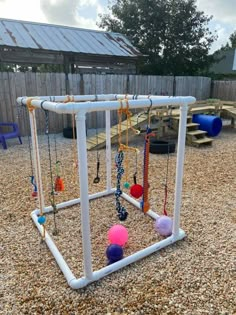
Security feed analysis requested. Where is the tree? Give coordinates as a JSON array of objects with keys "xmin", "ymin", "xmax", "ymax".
[
  {"xmin": 229, "ymin": 31, "xmax": 236, "ymax": 48},
  {"xmin": 98, "ymin": 0, "xmax": 217, "ymax": 75}
]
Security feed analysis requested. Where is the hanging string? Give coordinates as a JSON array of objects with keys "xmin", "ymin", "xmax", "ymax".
[
  {"xmin": 72, "ymin": 113, "xmax": 78, "ymax": 183},
  {"xmin": 27, "ymin": 133, "xmax": 38, "ymax": 197},
  {"xmin": 22, "ymin": 101, "xmax": 38, "ymax": 198},
  {"xmin": 133, "ymin": 149, "xmax": 138, "ymax": 184},
  {"xmin": 163, "ymin": 130, "xmax": 170, "ymax": 216},
  {"xmin": 93, "ymin": 111, "xmax": 100, "ymax": 184},
  {"xmin": 141, "ymin": 99, "xmax": 155, "ymax": 213},
  {"xmin": 54, "ymin": 134, "xmax": 58, "ymax": 162},
  {"xmin": 27, "ymin": 98, "xmax": 46, "ymax": 239},
  {"xmin": 44, "ymin": 109, "xmax": 58, "ymax": 236},
  {"xmin": 123, "ymin": 99, "xmax": 130, "ymax": 188}
]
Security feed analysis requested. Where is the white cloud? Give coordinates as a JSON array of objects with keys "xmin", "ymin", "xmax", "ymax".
[
  {"xmin": 96, "ymin": 2, "xmax": 107, "ymax": 16},
  {"xmin": 197, "ymin": 0, "xmax": 236, "ymax": 24},
  {"xmin": 0, "ymin": 0, "xmax": 46, "ymax": 22},
  {"xmin": 0, "ymin": 0, "xmax": 105, "ymax": 30},
  {"xmin": 79, "ymin": 0, "xmax": 98, "ymax": 6},
  {"xmin": 196, "ymin": 0, "xmax": 235, "ymax": 52},
  {"xmin": 39, "ymin": 0, "xmax": 106, "ymax": 29},
  {"xmin": 40, "ymin": 0, "xmax": 79, "ymax": 26},
  {"xmin": 77, "ymin": 16, "xmax": 99, "ymax": 29},
  {"xmin": 210, "ymin": 24, "xmax": 232, "ymax": 52}
]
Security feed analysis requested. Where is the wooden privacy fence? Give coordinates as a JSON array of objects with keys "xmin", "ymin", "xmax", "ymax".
[
  {"xmin": 212, "ymin": 80, "xmax": 236, "ymax": 101},
  {"xmin": 0, "ymin": 72, "xmax": 212, "ymax": 135}
]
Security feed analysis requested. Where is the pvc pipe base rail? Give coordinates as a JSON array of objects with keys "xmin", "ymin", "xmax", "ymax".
[{"xmin": 32, "ymin": 189, "xmax": 186, "ymax": 290}]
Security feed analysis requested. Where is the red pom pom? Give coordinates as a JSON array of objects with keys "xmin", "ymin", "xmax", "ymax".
[
  {"xmin": 130, "ymin": 184, "xmax": 143, "ymax": 198},
  {"xmin": 32, "ymin": 191, "xmax": 38, "ymax": 198}
]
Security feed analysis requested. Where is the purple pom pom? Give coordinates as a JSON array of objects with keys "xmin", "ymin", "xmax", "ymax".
[
  {"xmin": 106, "ymin": 244, "xmax": 123, "ymax": 264},
  {"xmin": 155, "ymin": 216, "xmax": 172, "ymax": 236}
]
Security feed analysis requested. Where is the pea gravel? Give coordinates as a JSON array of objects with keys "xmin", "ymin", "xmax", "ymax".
[{"xmin": 0, "ymin": 126, "xmax": 235, "ymax": 315}]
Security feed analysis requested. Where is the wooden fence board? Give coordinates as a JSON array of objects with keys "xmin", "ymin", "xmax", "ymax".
[{"xmin": 212, "ymin": 80, "xmax": 236, "ymax": 101}]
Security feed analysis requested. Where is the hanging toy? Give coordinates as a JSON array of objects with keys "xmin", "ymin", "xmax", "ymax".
[
  {"xmin": 122, "ymin": 98, "xmax": 140, "ymax": 190},
  {"xmin": 106, "ymin": 244, "xmax": 124, "ymax": 265},
  {"xmin": 27, "ymin": 132, "xmax": 37, "ymax": 198},
  {"xmin": 93, "ymin": 112, "xmax": 101, "ymax": 184},
  {"xmin": 141, "ymin": 128, "xmax": 155, "ymax": 213},
  {"xmin": 115, "ymin": 150, "xmax": 128, "ymax": 221},
  {"xmin": 30, "ymin": 175, "xmax": 38, "ymax": 198},
  {"xmin": 155, "ymin": 139, "xmax": 173, "ymax": 236},
  {"xmin": 130, "ymin": 150, "xmax": 143, "ymax": 199},
  {"xmin": 108, "ymin": 224, "xmax": 129, "ymax": 246},
  {"xmin": 93, "ymin": 154, "xmax": 100, "ymax": 184},
  {"xmin": 130, "ymin": 177, "xmax": 143, "ymax": 198},
  {"xmin": 155, "ymin": 216, "xmax": 172, "ymax": 237},
  {"xmin": 38, "ymin": 215, "xmax": 46, "ymax": 225},
  {"xmin": 54, "ymin": 161, "xmax": 64, "ymax": 192}
]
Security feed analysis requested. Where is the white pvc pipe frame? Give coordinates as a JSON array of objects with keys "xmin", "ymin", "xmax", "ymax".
[{"xmin": 17, "ymin": 94, "xmax": 195, "ymax": 289}]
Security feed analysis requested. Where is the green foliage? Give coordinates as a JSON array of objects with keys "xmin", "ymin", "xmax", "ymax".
[
  {"xmin": 0, "ymin": 63, "xmax": 64, "ymax": 73},
  {"xmin": 207, "ymin": 72, "xmax": 236, "ymax": 80},
  {"xmin": 98, "ymin": 0, "xmax": 217, "ymax": 75},
  {"xmin": 0, "ymin": 63, "xmax": 15, "ymax": 72},
  {"xmin": 229, "ymin": 31, "xmax": 236, "ymax": 48}
]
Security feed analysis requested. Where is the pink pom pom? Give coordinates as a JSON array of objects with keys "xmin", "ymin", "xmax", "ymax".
[
  {"xmin": 155, "ymin": 216, "xmax": 172, "ymax": 236},
  {"xmin": 108, "ymin": 224, "xmax": 128, "ymax": 246}
]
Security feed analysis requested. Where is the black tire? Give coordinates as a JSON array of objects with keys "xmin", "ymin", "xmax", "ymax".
[
  {"xmin": 149, "ymin": 139, "xmax": 175, "ymax": 154},
  {"xmin": 63, "ymin": 127, "xmax": 77, "ymax": 139}
]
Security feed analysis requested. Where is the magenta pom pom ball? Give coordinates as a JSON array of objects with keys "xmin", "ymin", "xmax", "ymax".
[
  {"xmin": 108, "ymin": 224, "xmax": 128, "ymax": 246},
  {"xmin": 155, "ymin": 216, "xmax": 173, "ymax": 236}
]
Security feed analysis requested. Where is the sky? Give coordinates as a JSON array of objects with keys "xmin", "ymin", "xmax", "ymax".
[{"xmin": 0, "ymin": 0, "xmax": 235, "ymax": 53}]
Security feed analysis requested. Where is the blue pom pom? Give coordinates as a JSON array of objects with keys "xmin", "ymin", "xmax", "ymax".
[
  {"xmin": 106, "ymin": 244, "xmax": 123, "ymax": 264},
  {"xmin": 38, "ymin": 216, "xmax": 46, "ymax": 225}
]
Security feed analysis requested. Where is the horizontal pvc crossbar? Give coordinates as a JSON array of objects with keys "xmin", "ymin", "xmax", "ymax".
[
  {"xmin": 38, "ymin": 189, "xmax": 116, "ymax": 215},
  {"xmin": 17, "ymin": 94, "xmax": 196, "ymax": 114}
]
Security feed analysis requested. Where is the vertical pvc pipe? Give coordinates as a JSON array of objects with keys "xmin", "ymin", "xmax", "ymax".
[
  {"xmin": 105, "ymin": 110, "xmax": 112, "ymax": 192},
  {"xmin": 172, "ymin": 103, "xmax": 188, "ymax": 237},
  {"xmin": 75, "ymin": 111, "xmax": 93, "ymax": 279},
  {"xmin": 29, "ymin": 110, "xmax": 45, "ymax": 225}
]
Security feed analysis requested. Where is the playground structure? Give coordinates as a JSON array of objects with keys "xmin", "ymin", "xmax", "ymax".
[
  {"xmin": 85, "ymin": 99, "xmax": 236, "ymax": 150},
  {"xmin": 17, "ymin": 94, "xmax": 196, "ymax": 289}
]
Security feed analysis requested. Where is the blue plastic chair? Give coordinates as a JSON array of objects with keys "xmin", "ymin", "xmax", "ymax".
[{"xmin": 0, "ymin": 123, "xmax": 22, "ymax": 149}]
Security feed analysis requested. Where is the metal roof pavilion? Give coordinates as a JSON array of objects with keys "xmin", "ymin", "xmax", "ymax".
[
  {"xmin": 0, "ymin": 18, "xmax": 143, "ymax": 74},
  {"xmin": 0, "ymin": 18, "xmax": 142, "ymax": 57},
  {"xmin": 0, "ymin": 18, "xmax": 143, "ymax": 73}
]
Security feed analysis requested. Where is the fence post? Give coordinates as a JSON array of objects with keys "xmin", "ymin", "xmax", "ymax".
[
  {"xmin": 210, "ymin": 79, "xmax": 214, "ymax": 98},
  {"xmin": 80, "ymin": 74, "xmax": 85, "ymax": 95},
  {"xmin": 173, "ymin": 76, "xmax": 176, "ymax": 96},
  {"xmin": 126, "ymin": 74, "xmax": 130, "ymax": 94}
]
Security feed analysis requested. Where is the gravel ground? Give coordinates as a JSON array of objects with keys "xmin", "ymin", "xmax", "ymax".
[{"xmin": 0, "ymin": 125, "xmax": 235, "ymax": 315}]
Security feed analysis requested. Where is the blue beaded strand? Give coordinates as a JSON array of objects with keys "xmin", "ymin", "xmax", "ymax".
[{"xmin": 115, "ymin": 151, "xmax": 128, "ymax": 221}]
